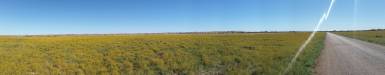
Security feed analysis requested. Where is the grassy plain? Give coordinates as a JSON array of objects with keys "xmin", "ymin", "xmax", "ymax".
[
  {"xmin": 335, "ymin": 31, "xmax": 385, "ymax": 45},
  {"xmin": 0, "ymin": 32, "xmax": 324, "ymax": 75}
]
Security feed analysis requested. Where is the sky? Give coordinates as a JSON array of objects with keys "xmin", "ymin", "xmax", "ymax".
[{"xmin": 0, "ymin": 0, "xmax": 384, "ymax": 35}]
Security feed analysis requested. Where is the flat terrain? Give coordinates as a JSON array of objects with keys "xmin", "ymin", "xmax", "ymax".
[
  {"xmin": 0, "ymin": 32, "xmax": 324, "ymax": 75},
  {"xmin": 316, "ymin": 33, "xmax": 385, "ymax": 75},
  {"xmin": 335, "ymin": 31, "xmax": 385, "ymax": 45}
]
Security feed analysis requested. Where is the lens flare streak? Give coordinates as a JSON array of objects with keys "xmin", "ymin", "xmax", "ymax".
[{"xmin": 281, "ymin": 0, "xmax": 336, "ymax": 74}]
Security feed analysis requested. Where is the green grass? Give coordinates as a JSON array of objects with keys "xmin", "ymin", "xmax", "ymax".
[
  {"xmin": 286, "ymin": 32, "xmax": 325, "ymax": 75},
  {"xmin": 335, "ymin": 31, "xmax": 385, "ymax": 45},
  {"xmin": 0, "ymin": 32, "xmax": 325, "ymax": 75}
]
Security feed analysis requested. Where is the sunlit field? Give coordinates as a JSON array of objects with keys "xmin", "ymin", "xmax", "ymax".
[
  {"xmin": 335, "ymin": 30, "xmax": 385, "ymax": 46},
  {"xmin": 0, "ymin": 32, "xmax": 324, "ymax": 75}
]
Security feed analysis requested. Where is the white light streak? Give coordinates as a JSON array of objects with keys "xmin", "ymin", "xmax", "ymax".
[{"xmin": 281, "ymin": 0, "xmax": 336, "ymax": 74}]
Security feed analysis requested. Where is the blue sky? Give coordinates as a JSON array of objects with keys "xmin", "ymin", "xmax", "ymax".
[{"xmin": 0, "ymin": 0, "xmax": 384, "ymax": 34}]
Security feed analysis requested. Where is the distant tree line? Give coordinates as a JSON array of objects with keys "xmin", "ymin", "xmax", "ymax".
[{"xmin": 367, "ymin": 29, "xmax": 385, "ymax": 31}]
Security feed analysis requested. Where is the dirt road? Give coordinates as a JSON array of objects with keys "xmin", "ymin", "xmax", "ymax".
[{"xmin": 316, "ymin": 33, "xmax": 385, "ymax": 75}]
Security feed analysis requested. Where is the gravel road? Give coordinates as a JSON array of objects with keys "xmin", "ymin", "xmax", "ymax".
[{"xmin": 316, "ymin": 33, "xmax": 385, "ymax": 75}]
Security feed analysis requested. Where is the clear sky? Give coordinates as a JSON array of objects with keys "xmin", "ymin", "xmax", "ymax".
[{"xmin": 0, "ymin": 0, "xmax": 384, "ymax": 35}]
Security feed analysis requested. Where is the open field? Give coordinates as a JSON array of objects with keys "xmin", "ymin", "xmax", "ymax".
[
  {"xmin": 0, "ymin": 32, "xmax": 324, "ymax": 75},
  {"xmin": 335, "ymin": 31, "xmax": 385, "ymax": 46}
]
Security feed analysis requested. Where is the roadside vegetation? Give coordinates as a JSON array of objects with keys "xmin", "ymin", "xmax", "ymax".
[
  {"xmin": 0, "ymin": 32, "xmax": 324, "ymax": 75},
  {"xmin": 286, "ymin": 32, "xmax": 325, "ymax": 75},
  {"xmin": 335, "ymin": 30, "xmax": 385, "ymax": 45}
]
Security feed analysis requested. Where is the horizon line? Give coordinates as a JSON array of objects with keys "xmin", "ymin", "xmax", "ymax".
[{"xmin": 0, "ymin": 29, "xmax": 382, "ymax": 36}]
